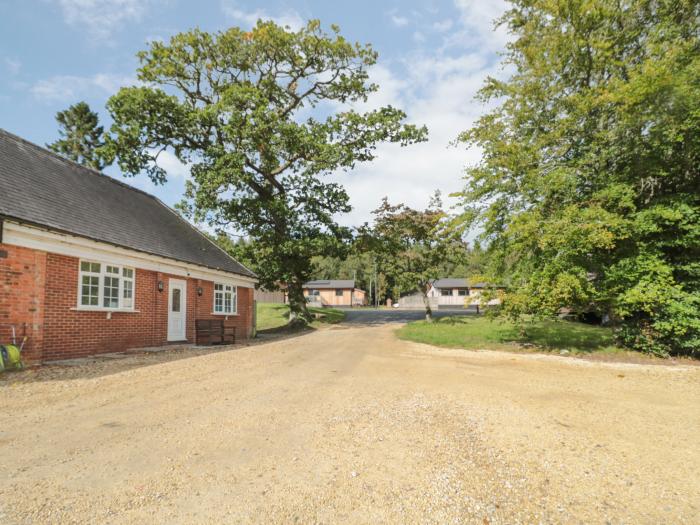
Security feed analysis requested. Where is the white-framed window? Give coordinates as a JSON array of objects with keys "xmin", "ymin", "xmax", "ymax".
[
  {"xmin": 78, "ymin": 260, "xmax": 135, "ymax": 310},
  {"xmin": 214, "ymin": 283, "xmax": 237, "ymax": 314}
]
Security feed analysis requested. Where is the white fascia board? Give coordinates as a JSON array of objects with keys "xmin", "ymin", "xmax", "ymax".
[{"xmin": 2, "ymin": 220, "xmax": 257, "ymax": 288}]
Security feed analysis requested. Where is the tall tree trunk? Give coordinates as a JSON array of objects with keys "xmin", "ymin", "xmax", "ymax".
[
  {"xmin": 422, "ymin": 290, "xmax": 433, "ymax": 323},
  {"xmin": 287, "ymin": 279, "xmax": 312, "ymax": 326}
]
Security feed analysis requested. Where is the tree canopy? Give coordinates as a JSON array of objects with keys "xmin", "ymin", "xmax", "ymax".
[
  {"xmin": 456, "ymin": 0, "xmax": 700, "ymax": 356},
  {"xmin": 104, "ymin": 20, "xmax": 427, "ymax": 322},
  {"xmin": 48, "ymin": 101, "xmax": 107, "ymax": 170},
  {"xmin": 366, "ymin": 194, "xmax": 465, "ymax": 321}
]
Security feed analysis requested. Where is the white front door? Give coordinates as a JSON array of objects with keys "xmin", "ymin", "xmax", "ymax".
[{"xmin": 167, "ymin": 279, "xmax": 187, "ymax": 341}]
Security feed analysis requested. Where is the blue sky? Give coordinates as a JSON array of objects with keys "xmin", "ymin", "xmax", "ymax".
[{"xmin": 0, "ymin": 0, "xmax": 509, "ymax": 226}]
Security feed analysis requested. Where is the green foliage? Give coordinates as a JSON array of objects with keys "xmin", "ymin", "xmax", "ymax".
[
  {"xmin": 397, "ymin": 316, "xmax": 623, "ymax": 355},
  {"xmin": 47, "ymin": 101, "xmax": 108, "ymax": 170},
  {"xmin": 103, "ymin": 20, "xmax": 426, "ymax": 323},
  {"xmin": 308, "ymin": 239, "xmax": 486, "ymax": 306},
  {"xmin": 456, "ymin": 0, "xmax": 700, "ymax": 356},
  {"xmin": 367, "ymin": 193, "xmax": 466, "ymax": 320}
]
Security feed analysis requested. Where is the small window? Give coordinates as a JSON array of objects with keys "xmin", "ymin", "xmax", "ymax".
[
  {"xmin": 81, "ymin": 275, "xmax": 99, "ymax": 306},
  {"xmin": 214, "ymin": 282, "xmax": 237, "ymax": 314},
  {"xmin": 103, "ymin": 275, "xmax": 119, "ymax": 308},
  {"xmin": 79, "ymin": 260, "xmax": 135, "ymax": 309},
  {"xmin": 335, "ymin": 289, "xmax": 344, "ymax": 296},
  {"xmin": 122, "ymin": 268, "xmax": 134, "ymax": 308},
  {"xmin": 458, "ymin": 289, "xmax": 469, "ymax": 296},
  {"xmin": 308, "ymin": 289, "xmax": 320, "ymax": 296},
  {"xmin": 171, "ymin": 288, "xmax": 181, "ymax": 312},
  {"xmin": 441, "ymin": 289, "xmax": 451, "ymax": 296}
]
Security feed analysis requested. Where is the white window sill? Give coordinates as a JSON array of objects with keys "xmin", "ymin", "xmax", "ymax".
[
  {"xmin": 71, "ymin": 307, "xmax": 140, "ymax": 313},
  {"xmin": 211, "ymin": 312, "xmax": 238, "ymax": 316}
]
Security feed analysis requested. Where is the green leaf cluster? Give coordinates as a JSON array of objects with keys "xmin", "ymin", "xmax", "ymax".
[
  {"xmin": 103, "ymin": 20, "xmax": 427, "ymax": 322},
  {"xmin": 456, "ymin": 0, "xmax": 700, "ymax": 356},
  {"xmin": 48, "ymin": 101, "xmax": 108, "ymax": 170},
  {"xmin": 365, "ymin": 193, "xmax": 467, "ymax": 320}
]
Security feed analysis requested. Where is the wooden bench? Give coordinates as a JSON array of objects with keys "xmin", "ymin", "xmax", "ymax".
[{"xmin": 195, "ymin": 319, "xmax": 236, "ymax": 346}]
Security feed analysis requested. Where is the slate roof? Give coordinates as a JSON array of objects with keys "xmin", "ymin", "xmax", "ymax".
[
  {"xmin": 432, "ymin": 278, "xmax": 487, "ymax": 289},
  {"xmin": 0, "ymin": 129, "xmax": 255, "ymax": 278},
  {"xmin": 303, "ymin": 280, "xmax": 356, "ymax": 289}
]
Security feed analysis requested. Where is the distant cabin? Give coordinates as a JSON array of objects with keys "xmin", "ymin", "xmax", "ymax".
[
  {"xmin": 302, "ymin": 280, "xmax": 366, "ymax": 307},
  {"xmin": 397, "ymin": 278, "xmax": 501, "ymax": 310}
]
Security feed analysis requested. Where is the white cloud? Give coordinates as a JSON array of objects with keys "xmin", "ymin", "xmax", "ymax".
[
  {"xmin": 432, "ymin": 19, "xmax": 453, "ymax": 32},
  {"xmin": 221, "ymin": 2, "xmax": 304, "ymax": 31},
  {"xmin": 31, "ymin": 73, "xmax": 138, "ymax": 102},
  {"xmin": 390, "ymin": 14, "xmax": 409, "ymax": 27},
  {"xmin": 51, "ymin": 0, "xmax": 151, "ymax": 40},
  {"xmin": 152, "ymin": 149, "xmax": 192, "ymax": 181},
  {"xmin": 448, "ymin": 0, "xmax": 512, "ymax": 53},
  {"xmin": 326, "ymin": 1, "xmax": 511, "ymax": 227}
]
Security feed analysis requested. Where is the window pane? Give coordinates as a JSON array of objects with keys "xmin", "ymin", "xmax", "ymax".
[
  {"xmin": 214, "ymin": 289, "xmax": 223, "ymax": 312},
  {"xmin": 81, "ymin": 275, "xmax": 99, "ymax": 306},
  {"xmin": 81, "ymin": 261, "xmax": 90, "ymax": 272},
  {"xmin": 103, "ymin": 276, "xmax": 119, "ymax": 308},
  {"xmin": 106, "ymin": 265, "xmax": 119, "ymax": 274},
  {"xmin": 215, "ymin": 283, "xmax": 223, "ymax": 291},
  {"xmin": 123, "ymin": 280, "xmax": 133, "ymax": 308},
  {"xmin": 441, "ymin": 289, "xmax": 451, "ymax": 296},
  {"xmin": 171, "ymin": 288, "xmax": 181, "ymax": 312},
  {"xmin": 122, "ymin": 268, "xmax": 133, "ymax": 278},
  {"xmin": 90, "ymin": 262, "xmax": 100, "ymax": 273},
  {"xmin": 335, "ymin": 289, "xmax": 343, "ymax": 296}
]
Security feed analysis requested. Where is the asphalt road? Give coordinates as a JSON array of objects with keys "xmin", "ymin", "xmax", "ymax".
[{"xmin": 341, "ymin": 307, "xmax": 476, "ymax": 324}]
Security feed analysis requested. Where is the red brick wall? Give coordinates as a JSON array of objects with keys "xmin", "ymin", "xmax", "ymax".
[
  {"xmin": 0, "ymin": 243, "xmax": 254, "ymax": 363},
  {"xmin": 193, "ymin": 279, "xmax": 255, "ymax": 340},
  {"xmin": 0, "ymin": 244, "xmax": 46, "ymax": 362}
]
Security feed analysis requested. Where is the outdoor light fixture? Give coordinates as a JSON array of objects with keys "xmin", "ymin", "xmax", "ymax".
[
  {"xmin": 197, "ymin": 287, "xmax": 203, "ymax": 296},
  {"xmin": 157, "ymin": 280, "xmax": 164, "ymax": 292}
]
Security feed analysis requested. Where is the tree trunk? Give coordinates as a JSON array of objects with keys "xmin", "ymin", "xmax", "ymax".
[
  {"xmin": 422, "ymin": 291, "xmax": 433, "ymax": 323},
  {"xmin": 287, "ymin": 280, "xmax": 312, "ymax": 326}
]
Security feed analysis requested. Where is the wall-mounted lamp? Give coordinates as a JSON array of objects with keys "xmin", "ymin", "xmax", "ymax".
[
  {"xmin": 197, "ymin": 287, "xmax": 203, "ymax": 297},
  {"xmin": 157, "ymin": 280, "xmax": 164, "ymax": 292}
]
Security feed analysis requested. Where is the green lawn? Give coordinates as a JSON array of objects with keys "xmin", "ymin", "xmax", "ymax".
[
  {"xmin": 256, "ymin": 302, "xmax": 345, "ymax": 332},
  {"xmin": 396, "ymin": 316, "xmax": 624, "ymax": 355}
]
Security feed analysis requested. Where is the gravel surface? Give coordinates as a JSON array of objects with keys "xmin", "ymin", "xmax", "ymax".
[{"xmin": 1, "ymin": 324, "xmax": 698, "ymax": 524}]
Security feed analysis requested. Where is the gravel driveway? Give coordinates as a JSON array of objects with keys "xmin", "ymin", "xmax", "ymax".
[{"xmin": 1, "ymin": 325, "xmax": 698, "ymax": 524}]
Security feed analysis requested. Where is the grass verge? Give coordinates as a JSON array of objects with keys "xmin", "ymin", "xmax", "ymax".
[
  {"xmin": 256, "ymin": 302, "xmax": 345, "ymax": 332},
  {"xmin": 396, "ymin": 315, "xmax": 625, "ymax": 356}
]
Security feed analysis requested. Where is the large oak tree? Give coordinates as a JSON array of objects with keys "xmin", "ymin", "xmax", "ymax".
[{"xmin": 104, "ymin": 21, "xmax": 427, "ymax": 323}]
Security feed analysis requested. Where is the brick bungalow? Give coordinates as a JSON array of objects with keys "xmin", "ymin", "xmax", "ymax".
[{"xmin": 0, "ymin": 129, "xmax": 257, "ymax": 364}]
